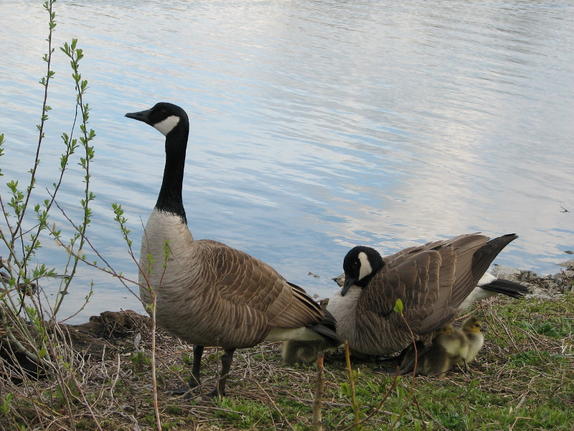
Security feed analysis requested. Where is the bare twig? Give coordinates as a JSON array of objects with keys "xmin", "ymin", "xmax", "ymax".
[
  {"xmin": 312, "ymin": 354, "xmax": 324, "ymax": 431},
  {"xmin": 149, "ymin": 291, "xmax": 162, "ymax": 431},
  {"xmin": 398, "ymin": 311, "xmax": 419, "ymax": 377},
  {"xmin": 255, "ymin": 380, "xmax": 296, "ymax": 431}
]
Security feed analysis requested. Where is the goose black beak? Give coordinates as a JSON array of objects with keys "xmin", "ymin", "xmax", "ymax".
[
  {"xmin": 125, "ymin": 108, "xmax": 152, "ymax": 124},
  {"xmin": 341, "ymin": 277, "xmax": 356, "ymax": 296}
]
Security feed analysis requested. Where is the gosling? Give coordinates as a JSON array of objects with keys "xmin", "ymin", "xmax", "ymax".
[
  {"xmin": 461, "ymin": 317, "xmax": 485, "ymax": 364},
  {"xmin": 419, "ymin": 324, "xmax": 469, "ymax": 376}
]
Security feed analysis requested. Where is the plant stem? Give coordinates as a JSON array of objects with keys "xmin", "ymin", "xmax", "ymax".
[
  {"xmin": 312, "ymin": 354, "xmax": 324, "ymax": 431},
  {"xmin": 52, "ymin": 39, "xmax": 96, "ymax": 317},
  {"xmin": 150, "ymin": 292, "xmax": 162, "ymax": 431},
  {"xmin": 11, "ymin": 0, "xmax": 56, "ymax": 247},
  {"xmin": 344, "ymin": 341, "xmax": 361, "ymax": 431}
]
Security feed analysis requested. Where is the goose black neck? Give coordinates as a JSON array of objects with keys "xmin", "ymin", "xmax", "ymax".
[{"xmin": 155, "ymin": 126, "xmax": 188, "ymax": 224}]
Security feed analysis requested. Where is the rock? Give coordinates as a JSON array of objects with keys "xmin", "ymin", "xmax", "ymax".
[{"xmin": 491, "ymin": 265, "xmax": 571, "ymax": 298}]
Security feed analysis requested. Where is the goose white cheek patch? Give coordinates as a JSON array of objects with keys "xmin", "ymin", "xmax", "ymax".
[
  {"xmin": 153, "ymin": 115, "xmax": 180, "ymax": 136},
  {"xmin": 358, "ymin": 252, "xmax": 373, "ymax": 280}
]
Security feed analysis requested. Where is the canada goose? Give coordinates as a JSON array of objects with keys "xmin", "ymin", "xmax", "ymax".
[
  {"xmin": 333, "ymin": 269, "xmax": 528, "ymax": 312},
  {"xmin": 327, "ymin": 233, "xmax": 517, "ymax": 357},
  {"xmin": 125, "ymin": 102, "xmax": 329, "ymax": 396},
  {"xmin": 460, "ymin": 316, "xmax": 484, "ymax": 363}
]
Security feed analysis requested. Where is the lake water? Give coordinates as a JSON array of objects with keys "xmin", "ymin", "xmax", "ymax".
[{"xmin": 1, "ymin": 0, "xmax": 573, "ymax": 322}]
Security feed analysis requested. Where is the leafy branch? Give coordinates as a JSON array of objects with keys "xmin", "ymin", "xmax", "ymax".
[
  {"xmin": 0, "ymin": 0, "xmax": 58, "ymax": 312},
  {"xmin": 51, "ymin": 38, "xmax": 96, "ymax": 317}
]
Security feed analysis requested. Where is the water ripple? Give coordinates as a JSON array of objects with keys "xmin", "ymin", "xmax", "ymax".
[{"xmin": 0, "ymin": 0, "xmax": 573, "ymax": 320}]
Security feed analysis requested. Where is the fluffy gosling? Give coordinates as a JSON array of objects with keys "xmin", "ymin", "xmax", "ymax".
[
  {"xmin": 419, "ymin": 324, "xmax": 469, "ymax": 376},
  {"xmin": 461, "ymin": 317, "xmax": 485, "ymax": 364}
]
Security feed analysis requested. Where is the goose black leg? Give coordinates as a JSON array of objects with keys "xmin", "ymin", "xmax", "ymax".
[
  {"xmin": 210, "ymin": 348, "xmax": 235, "ymax": 397},
  {"xmin": 170, "ymin": 344, "xmax": 205, "ymax": 396},
  {"xmin": 189, "ymin": 344, "xmax": 204, "ymax": 388}
]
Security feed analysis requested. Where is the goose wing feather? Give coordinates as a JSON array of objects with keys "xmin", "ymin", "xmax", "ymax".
[
  {"xmin": 194, "ymin": 240, "xmax": 322, "ymax": 329},
  {"xmin": 359, "ymin": 233, "xmax": 507, "ymax": 334}
]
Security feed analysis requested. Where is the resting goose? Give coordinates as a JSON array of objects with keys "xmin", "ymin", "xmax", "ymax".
[
  {"xmin": 333, "ymin": 264, "xmax": 527, "ymax": 312},
  {"xmin": 327, "ymin": 233, "xmax": 517, "ymax": 356},
  {"xmin": 125, "ymin": 102, "xmax": 327, "ymax": 396}
]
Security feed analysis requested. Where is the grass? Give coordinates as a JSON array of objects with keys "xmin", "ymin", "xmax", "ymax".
[{"xmin": 1, "ymin": 292, "xmax": 572, "ymax": 430}]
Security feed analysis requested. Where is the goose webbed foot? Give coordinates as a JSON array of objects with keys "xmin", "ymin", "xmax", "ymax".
[
  {"xmin": 168, "ymin": 385, "xmax": 202, "ymax": 400},
  {"xmin": 168, "ymin": 387, "xmax": 187, "ymax": 396}
]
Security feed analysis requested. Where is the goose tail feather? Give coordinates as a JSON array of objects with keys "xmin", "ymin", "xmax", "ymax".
[{"xmin": 479, "ymin": 278, "xmax": 529, "ymax": 298}]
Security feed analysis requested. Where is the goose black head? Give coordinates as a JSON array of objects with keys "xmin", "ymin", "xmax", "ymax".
[
  {"xmin": 126, "ymin": 102, "xmax": 190, "ymax": 221},
  {"xmin": 125, "ymin": 102, "xmax": 189, "ymax": 137},
  {"xmin": 342, "ymin": 246, "xmax": 384, "ymax": 296}
]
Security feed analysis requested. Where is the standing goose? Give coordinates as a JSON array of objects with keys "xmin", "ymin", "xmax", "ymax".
[
  {"xmin": 327, "ymin": 233, "xmax": 517, "ymax": 356},
  {"xmin": 125, "ymin": 102, "xmax": 327, "ymax": 396}
]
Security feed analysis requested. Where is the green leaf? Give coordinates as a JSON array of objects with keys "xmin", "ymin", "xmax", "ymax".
[{"xmin": 393, "ymin": 298, "xmax": 404, "ymax": 314}]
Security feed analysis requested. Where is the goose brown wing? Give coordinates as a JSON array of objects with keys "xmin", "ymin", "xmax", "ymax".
[
  {"xmin": 436, "ymin": 233, "xmax": 518, "ymax": 306},
  {"xmin": 383, "ymin": 238, "xmax": 458, "ymax": 268},
  {"xmin": 195, "ymin": 240, "xmax": 323, "ymax": 328},
  {"xmin": 333, "ymin": 240, "xmax": 464, "ymax": 287},
  {"xmin": 359, "ymin": 246, "xmax": 455, "ymax": 334},
  {"xmin": 359, "ymin": 233, "xmax": 513, "ymax": 334}
]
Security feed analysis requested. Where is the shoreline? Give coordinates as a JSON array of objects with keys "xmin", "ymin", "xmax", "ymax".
[{"xmin": 1, "ymin": 265, "xmax": 572, "ymax": 430}]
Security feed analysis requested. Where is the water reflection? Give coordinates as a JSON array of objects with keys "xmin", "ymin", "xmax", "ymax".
[{"xmin": 0, "ymin": 0, "xmax": 572, "ymax": 321}]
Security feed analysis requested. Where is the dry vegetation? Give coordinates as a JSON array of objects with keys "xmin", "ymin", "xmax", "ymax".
[{"xmin": 1, "ymin": 269, "xmax": 572, "ymax": 431}]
